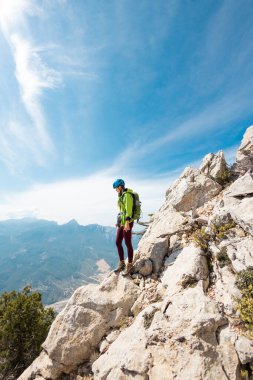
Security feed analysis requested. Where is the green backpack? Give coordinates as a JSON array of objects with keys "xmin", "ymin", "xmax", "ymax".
[{"xmin": 124, "ymin": 191, "xmax": 142, "ymax": 222}]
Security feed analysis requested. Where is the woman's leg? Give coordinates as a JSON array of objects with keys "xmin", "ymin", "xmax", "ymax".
[
  {"xmin": 116, "ymin": 227, "xmax": 124, "ymax": 261},
  {"xmin": 123, "ymin": 222, "xmax": 134, "ymax": 263}
]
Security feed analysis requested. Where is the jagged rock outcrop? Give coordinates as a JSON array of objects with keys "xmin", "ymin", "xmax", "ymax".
[
  {"xmin": 225, "ymin": 170, "xmax": 253, "ymax": 197},
  {"xmin": 233, "ymin": 125, "xmax": 253, "ymax": 175},
  {"xmin": 165, "ymin": 166, "xmax": 222, "ymax": 211},
  {"xmin": 19, "ymin": 276, "xmax": 139, "ymax": 379},
  {"xmin": 213, "ymin": 170, "xmax": 253, "ymax": 238},
  {"xmin": 19, "ymin": 126, "xmax": 253, "ymax": 380},
  {"xmin": 200, "ymin": 150, "xmax": 227, "ymax": 180},
  {"xmin": 132, "ymin": 205, "xmax": 187, "ymax": 275}
]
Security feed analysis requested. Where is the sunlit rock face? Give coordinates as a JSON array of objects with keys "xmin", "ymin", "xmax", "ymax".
[
  {"xmin": 199, "ymin": 150, "xmax": 227, "ymax": 180},
  {"xmin": 233, "ymin": 125, "xmax": 253, "ymax": 175},
  {"xmin": 19, "ymin": 127, "xmax": 253, "ymax": 380}
]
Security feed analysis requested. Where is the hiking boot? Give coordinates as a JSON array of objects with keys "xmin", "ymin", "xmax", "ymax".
[
  {"xmin": 122, "ymin": 262, "xmax": 133, "ymax": 276},
  {"xmin": 114, "ymin": 260, "xmax": 125, "ymax": 273}
]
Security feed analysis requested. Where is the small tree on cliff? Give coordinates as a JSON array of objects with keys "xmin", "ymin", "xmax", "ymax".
[{"xmin": 0, "ymin": 286, "xmax": 55, "ymax": 379}]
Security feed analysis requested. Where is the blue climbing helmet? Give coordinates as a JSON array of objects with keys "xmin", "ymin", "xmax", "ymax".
[{"xmin": 113, "ymin": 179, "xmax": 125, "ymax": 189}]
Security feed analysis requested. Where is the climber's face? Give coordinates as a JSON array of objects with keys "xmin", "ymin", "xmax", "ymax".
[{"xmin": 115, "ymin": 185, "xmax": 123, "ymax": 194}]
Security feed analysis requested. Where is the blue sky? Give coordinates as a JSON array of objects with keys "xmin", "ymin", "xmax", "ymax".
[{"xmin": 0, "ymin": 0, "xmax": 252, "ymax": 226}]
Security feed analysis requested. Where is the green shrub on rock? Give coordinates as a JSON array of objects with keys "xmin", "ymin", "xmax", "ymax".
[
  {"xmin": 236, "ymin": 270, "xmax": 253, "ymax": 290},
  {"xmin": 235, "ymin": 270, "xmax": 253, "ymax": 339},
  {"xmin": 211, "ymin": 221, "xmax": 236, "ymax": 240},
  {"xmin": 215, "ymin": 167, "xmax": 231, "ymax": 186},
  {"xmin": 216, "ymin": 247, "xmax": 232, "ymax": 268},
  {"xmin": 192, "ymin": 227, "xmax": 211, "ymax": 252},
  {"xmin": 0, "ymin": 286, "xmax": 55, "ymax": 379}
]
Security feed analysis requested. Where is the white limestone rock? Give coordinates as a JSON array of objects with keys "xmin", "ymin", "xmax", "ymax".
[
  {"xmin": 93, "ymin": 304, "xmax": 159, "ymax": 380},
  {"xmin": 225, "ymin": 170, "xmax": 253, "ymax": 197},
  {"xmin": 228, "ymin": 197, "xmax": 253, "ymax": 237},
  {"xmin": 217, "ymin": 327, "xmax": 240, "ymax": 379},
  {"xmin": 106, "ymin": 329, "xmax": 121, "ymax": 344},
  {"xmin": 19, "ymin": 274, "xmax": 139, "ymax": 379},
  {"xmin": 165, "ymin": 167, "xmax": 222, "ymax": 212},
  {"xmin": 43, "ymin": 275, "xmax": 138, "ymax": 367},
  {"xmin": 132, "ymin": 258, "xmax": 153, "ymax": 276},
  {"xmin": 99, "ymin": 339, "xmax": 109, "ymax": 354},
  {"xmin": 226, "ymin": 236, "xmax": 253, "ymax": 272},
  {"xmin": 234, "ymin": 125, "xmax": 253, "ymax": 175},
  {"xmin": 211, "ymin": 262, "xmax": 240, "ymax": 315},
  {"xmin": 142, "ymin": 204, "xmax": 187, "ymax": 238},
  {"xmin": 169, "ymin": 233, "xmax": 183, "ymax": 252},
  {"xmin": 199, "ymin": 150, "xmax": 227, "ymax": 180},
  {"xmin": 163, "ymin": 249, "xmax": 181, "ymax": 267},
  {"xmin": 235, "ymin": 335, "xmax": 253, "ymax": 364},
  {"xmin": 93, "ymin": 285, "xmax": 240, "ymax": 380},
  {"xmin": 161, "ymin": 243, "xmax": 209, "ymax": 294},
  {"xmin": 18, "ymin": 351, "xmax": 63, "ymax": 380},
  {"xmin": 20, "ymin": 127, "xmax": 253, "ymax": 380},
  {"xmin": 135, "ymin": 206, "xmax": 187, "ymax": 274}
]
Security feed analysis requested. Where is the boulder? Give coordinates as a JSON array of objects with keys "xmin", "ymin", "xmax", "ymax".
[
  {"xmin": 226, "ymin": 236, "xmax": 253, "ymax": 272},
  {"xmin": 136, "ymin": 236, "xmax": 169, "ymax": 275},
  {"xmin": 199, "ymin": 150, "xmax": 227, "ymax": 180},
  {"xmin": 235, "ymin": 335, "xmax": 253, "ymax": 364},
  {"xmin": 165, "ymin": 167, "xmax": 222, "ymax": 212},
  {"xmin": 18, "ymin": 274, "xmax": 139, "ymax": 379},
  {"xmin": 133, "ymin": 258, "xmax": 152, "ymax": 276},
  {"xmin": 142, "ymin": 205, "xmax": 187, "ymax": 238},
  {"xmin": 233, "ymin": 125, "xmax": 253, "ymax": 175},
  {"xmin": 18, "ymin": 351, "xmax": 62, "ymax": 380},
  {"xmin": 228, "ymin": 198, "xmax": 253, "ymax": 237},
  {"xmin": 225, "ymin": 170, "xmax": 253, "ymax": 197},
  {"xmin": 161, "ymin": 243, "xmax": 209, "ymax": 294},
  {"xmin": 217, "ymin": 327, "xmax": 241, "ymax": 379},
  {"xmin": 134, "ymin": 206, "xmax": 186, "ymax": 274}
]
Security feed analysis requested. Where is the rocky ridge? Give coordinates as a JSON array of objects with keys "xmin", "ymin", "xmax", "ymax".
[{"xmin": 19, "ymin": 126, "xmax": 253, "ymax": 380}]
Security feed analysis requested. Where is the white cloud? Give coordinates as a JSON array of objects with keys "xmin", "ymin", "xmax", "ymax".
[
  {"xmin": 0, "ymin": 139, "xmax": 240, "ymax": 227},
  {"xmin": 0, "ymin": 0, "xmax": 61, "ymax": 171},
  {"xmin": 0, "ymin": 169, "xmax": 177, "ymax": 226},
  {"xmin": 11, "ymin": 33, "xmax": 61, "ymax": 149}
]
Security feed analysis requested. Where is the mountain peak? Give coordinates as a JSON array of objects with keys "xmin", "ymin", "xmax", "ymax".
[{"xmin": 64, "ymin": 219, "xmax": 79, "ymax": 226}]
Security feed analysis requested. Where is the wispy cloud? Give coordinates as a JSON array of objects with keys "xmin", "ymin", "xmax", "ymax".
[
  {"xmin": 192, "ymin": 1, "xmax": 253, "ymax": 97},
  {"xmin": 0, "ymin": 141, "xmax": 239, "ymax": 227},
  {"xmin": 0, "ymin": 0, "xmax": 61, "ymax": 171},
  {"xmin": 10, "ymin": 33, "xmax": 61, "ymax": 149},
  {"xmin": 113, "ymin": 85, "xmax": 252, "ymax": 172},
  {"xmin": 0, "ymin": 168, "xmax": 175, "ymax": 226}
]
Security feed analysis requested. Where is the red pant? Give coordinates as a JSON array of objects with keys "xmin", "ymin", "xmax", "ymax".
[{"xmin": 116, "ymin": 222, "xmax": 134, "ymax": 263}]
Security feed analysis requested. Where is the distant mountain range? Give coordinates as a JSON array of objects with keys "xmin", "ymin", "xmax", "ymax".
[{"xmin": 0, "ymin": 218, "xmax": 139, "ymax": 304}]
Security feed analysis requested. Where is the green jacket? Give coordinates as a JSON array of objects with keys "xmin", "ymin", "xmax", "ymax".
[{"xmin": 118, "ymin": 188, "xmax": 134, "ymax": 226}]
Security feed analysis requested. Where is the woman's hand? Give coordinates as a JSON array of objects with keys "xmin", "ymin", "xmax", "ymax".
[{"xmin": 124, "ymin": 221, "xmax": 130, "ymax": 231}]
